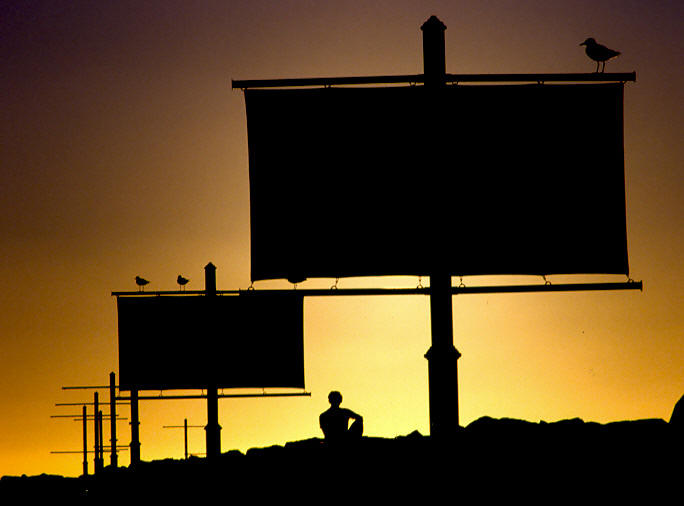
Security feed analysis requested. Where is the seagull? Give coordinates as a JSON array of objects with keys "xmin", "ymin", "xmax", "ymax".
[
  {"xmin": 580, "ymin": 38, "xmax": 620, "ymax": 73},
  {"xmin": 135, "ymin": 276, "xmax": 150, "ymax": 292},
  {"xmin": 177, "ymin": 275, "xmax": 189, "ymax": 291}
]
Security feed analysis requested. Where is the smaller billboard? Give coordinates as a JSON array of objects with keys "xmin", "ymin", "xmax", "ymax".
[{"xmin": 117, "ymin": 293, "xmax": 304, "ymax": 391}]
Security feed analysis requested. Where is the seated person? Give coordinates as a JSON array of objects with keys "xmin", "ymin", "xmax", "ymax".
[{"xmin": 319, "ymin": 391, "xmax": 363, "ymax": 443}]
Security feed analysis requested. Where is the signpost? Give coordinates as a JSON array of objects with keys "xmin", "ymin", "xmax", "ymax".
[
  {"xmin": 231, "ymin": 16, "xmax": 638, "ymax": 438},
  {"xmin": 109, "ymin": 17, "xmax": 639, "ymax": 464}
]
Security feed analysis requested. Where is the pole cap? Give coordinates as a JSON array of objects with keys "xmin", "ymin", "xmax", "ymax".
[{"xmin": 421, "ymin": 15, "xmax": 446, "ymax": 32}]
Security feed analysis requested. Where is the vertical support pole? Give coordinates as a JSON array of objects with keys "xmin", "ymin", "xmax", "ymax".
[
  {"xmin": 184, "ymin": 418, "xmax": 189, "ymax": 460},
  {"xmin": 206, "ymin": 387, "xmax": 220, "ymax": 459},
  {"xmin": 204, "ymin": 262, "xmax": 221, "ymax": 460},
  {"xmin": 130, "ymin": 389, "xmax": 141, "ymax": 466},
  {"xmin": 82, "ymin": 404, "xmax": 88, "ymax": 477},
  {"xmin": 93, "ymin": 392, "xmax": 102, "ymax": 473},
  {"xmin": 109, "ymin": 372, "xmax": 118, "ymax": 468},
  {"xmin": 422, "ymin": 16, "xmax": 462, "ymax": 438},
  {"xmin": 98, "ymin": 409, "xmax": 104, "ymax": 467},
  {"xmin": 204, "ymin": 262, "xmax": 217, "ymax": 295}
]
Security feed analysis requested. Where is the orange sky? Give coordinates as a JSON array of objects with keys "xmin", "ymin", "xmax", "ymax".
[{"xmin": 1, "ymin": 1, "xmax": 682, "ymax": 478}]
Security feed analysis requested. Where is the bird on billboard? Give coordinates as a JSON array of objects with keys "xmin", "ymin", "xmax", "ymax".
[
  {"xmin": 135, "ymin": 276, "xmax": 150, "ymax": 292},
  {"xmin": 580, "ymin": 38, "xmax": 620, "ymax": 73},
  {"xmin": 177, "ymin": 275, "xmax": 189, "ymax": 291}
]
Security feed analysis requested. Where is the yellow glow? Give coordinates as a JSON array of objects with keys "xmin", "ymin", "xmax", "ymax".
[{"xmin": 1, "ymin": 2, "xmax": 682, "ymax": 478}]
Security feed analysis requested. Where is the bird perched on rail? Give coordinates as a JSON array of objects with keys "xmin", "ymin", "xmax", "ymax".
[
  {"xmin": 135, "ymin": 276, "xmax": 150, "ymax": 291},
  {"xmin": 177, "ymin": 275, "xmax": 189, "ymax": 291},
  {"xmin": 580, "ymin": 38, "xmax": 620, "ymax": 73}
]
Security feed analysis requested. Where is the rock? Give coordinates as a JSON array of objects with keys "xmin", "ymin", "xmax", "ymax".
[{"xmin": 670, "ymin": 394, "xmax": 684, "ymax": 427}]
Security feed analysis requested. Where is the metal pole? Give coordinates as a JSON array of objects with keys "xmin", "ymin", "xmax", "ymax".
[
  {"xmin": 204, "ymin": 262, "xmax": 221, "ymax": 459},
  {"xmin": 109, "ymin": 372, "xmax": 118, "ymax": 468},
  {"xmin": 93, "ymin": 392, "xmax": 101, "ymax": 473},
  {"xmin": 82, "ymin": 405, "xmax": 88, "ymax": 476},
  {"xmin": 129, "ymin": 389, "xmax": 140, "ymax": 466},
  {"xmin": 205, "ymin": 386, "xmax": 221, "ymax": 459},
  {"xmin": 184, "ymin": 418, "xmax": 188, "ymax": 460},
  {"xmin": 98, "ymin": 410, "xmax": 104, "ymax": 467},
  {"xmin": 422, "ymin": 16, "xmax": 461, "ymax": 438}
]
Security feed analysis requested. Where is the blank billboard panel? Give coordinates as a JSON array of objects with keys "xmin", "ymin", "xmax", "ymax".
[
  {"xmin": 245, "ymin": 83, "xmax": 628, "ymax": 281},
  {"xmin": 117, "ymin": 294, "xmax": 304, "ymax": 391}
]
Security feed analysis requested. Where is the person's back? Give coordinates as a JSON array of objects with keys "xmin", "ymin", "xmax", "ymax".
[{"xmin": 320, "ymin": 391, "xmax": 363, "ymax": 443}]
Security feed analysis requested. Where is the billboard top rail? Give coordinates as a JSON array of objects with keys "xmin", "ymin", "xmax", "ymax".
[
  {"xmin": 112, "ymin": 281, "xmax": 642, "ymax": 298},
  {"xmin": 232, "ymin": 72, "xmax": 636, "ymax": 89}
]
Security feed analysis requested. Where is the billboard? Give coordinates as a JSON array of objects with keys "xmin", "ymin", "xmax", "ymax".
[
  {"xmin": 245, "ymin": 83, "xmax": 628, "ymax": 281},
  {"xmin": 117, "ymin": 294, "xmax": 304, "ymax": 391}
]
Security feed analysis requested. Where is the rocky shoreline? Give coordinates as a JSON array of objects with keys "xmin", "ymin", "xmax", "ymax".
[{"xmin": 2, "ymin": 413, "xmax": 681, "ymax": 501}]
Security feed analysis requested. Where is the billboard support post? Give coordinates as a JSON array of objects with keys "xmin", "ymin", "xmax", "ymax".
[
  {"xmin": 82, "ymin": 404, "xmax": 88, "ymax": 476},
  {"xmin": 93, "ymin": 392, "xmax": 102, "ymax": 473},
  {"xmin": 129, "ymin": 389, "xmax": 140, "ymax": 466},
  {"xmin": 204, "ymin": 262, "xmax": 222, "ymax": 459},
  {"xmin": 422, "ymin": 16, "xmax": 462, "ymax": 437},
  {"xmin": 109, "ymin": 372, "xmax": 118, "ymax": 468}
]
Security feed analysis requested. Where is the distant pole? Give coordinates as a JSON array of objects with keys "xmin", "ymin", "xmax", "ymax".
[
  {"xmin": 93, "ymin": 392, "xmax": 102, "ymax": 473},
  {"xmin": 98, "ymin": 409, "xmax": 104, "ymax": 467},
  {"xmin": 204, "ymin": 262, "xmax": 221, "ymax": 459},
  {"xmin": 130, "ymin": 389, "xmax": 141, "ymax": 466},
  {"xmin": 422, "ymin": 16, "xmax": 462, "ymax": 438},
  {"xmin": 184, "ymin": 418, "xmax": 189, "ymax": 460},
  {"xmin": 109, "ymin": 372, "xmax": 118, "ymax": 468},
  {"xmin": 82, "ymin": 405, "xmax": 88, "ymax": 476}
]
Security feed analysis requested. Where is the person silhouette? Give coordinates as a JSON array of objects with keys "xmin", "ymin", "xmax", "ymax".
[{"xmin": 319, "ymin": 391, "xmax": 363, "ymax": 444}]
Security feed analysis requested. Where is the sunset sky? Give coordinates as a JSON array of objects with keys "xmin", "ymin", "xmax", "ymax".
[{"xmin": 1, "ymin": 1, "xmax": 682, "ymax": 478}]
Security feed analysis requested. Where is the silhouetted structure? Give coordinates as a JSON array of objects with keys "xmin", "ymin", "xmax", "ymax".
[
  {"xmin": 235, "ymin": 16, "xmax": 638, "ymax": 440},
  {"xmin": 319, "ymin": 391, "xmax": 363, "ymax": 444},
  {"xmin": 7, "ymin": 414, "xmax": 677, "ymax": 501},
  {"xmin": 580, "ymin": 38, "xmax": 620, "ymax": 72},
  {"xmin": 670, "ymin": 394, "xmax": 684, "ymax": 427}
]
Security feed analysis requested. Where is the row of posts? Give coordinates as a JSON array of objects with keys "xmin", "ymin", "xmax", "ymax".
[
  {"xmin": 80, "ymin": 373, "xmax": 205, "ymax": 475},
  {"xmin": 80, "ymin": 372, "xmax": 119, "ymax": 475}
]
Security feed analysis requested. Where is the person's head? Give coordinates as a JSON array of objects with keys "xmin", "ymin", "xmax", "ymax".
[{"xmin": 328, "ymin": 391, "xmax": 342, "ymax": 407}]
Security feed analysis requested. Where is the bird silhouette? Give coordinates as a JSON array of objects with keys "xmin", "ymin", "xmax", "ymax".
[
  {"xmin": 177, "ymin": 275, "xmax": 189, "ymax": 291},
  {"xmin": 580, "ymin": 38, "xmax": 620, "ymax": 73},
  {"xmin": 135, "ymin": 276, "xmax": 150, "ymax": 292}
]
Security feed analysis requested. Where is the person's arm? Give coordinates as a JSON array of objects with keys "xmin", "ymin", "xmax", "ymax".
[
  {"xmin": 345, "ymin": 408, "xmax": 362, "ymax": 421},
  {"xmin": 320, "ymin": 413, "xmax": 330, "ymax": 438}
]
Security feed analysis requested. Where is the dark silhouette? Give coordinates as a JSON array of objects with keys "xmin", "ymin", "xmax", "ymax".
[
  {"xmin": 177, "ymin": 275, "xmax": 189, "ymax": 290},
  {"xmin": 580, "ymin": 37, "xmax": 620, "ymax": 72},
  {"xmin": 319, "ymin": 391, "xmax": 363, "ymax": 443},
  {"xmin": 135, "ymin": 276, "xmax": 149, "ymax": 292},
  {"xmin": 5, "ymin": 414, "xmax": 677, "ymax": 500},
  {"xmin": 670, "ymin": 394, "xmax": 684, "ymax": 426}
]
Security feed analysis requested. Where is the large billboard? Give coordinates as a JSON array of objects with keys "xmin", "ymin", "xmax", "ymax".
[
  {"xmin": 117, "ymin": 294, "xmax": 304, "ymax": 391},
  {"xmin": 245, "ymin": 83, "xmax": 628, "ymax": 281}
]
